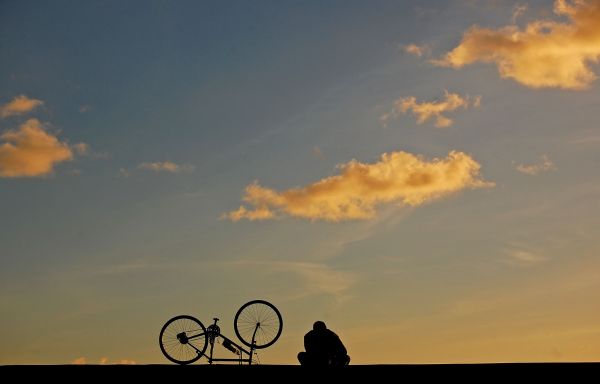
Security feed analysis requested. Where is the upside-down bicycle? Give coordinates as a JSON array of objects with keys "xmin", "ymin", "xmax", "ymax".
[{"xmin": 159, "ymin": 299, "xmax": 283, "ymax": 365}]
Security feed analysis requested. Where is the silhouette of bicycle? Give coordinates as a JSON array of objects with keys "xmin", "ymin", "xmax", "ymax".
[{"xmin": 159, "ymin": 299, "xmax": 283, "ymax": 365}]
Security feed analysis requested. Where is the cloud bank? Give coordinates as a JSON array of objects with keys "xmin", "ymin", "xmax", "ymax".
[
  {"xmin": 380, "ymin": 91, "xmax": 481, "ymax": 128},
  {"xmin": 226, "ymin": 150, "xmax": 493, "ymax": 222},
  {"xmin": 434, "ymin": 0, "xmax": 600, "ymax": 89},
  {"xmin": 0, "ymin": 119, "xmax": 75, "ymax": 177}
]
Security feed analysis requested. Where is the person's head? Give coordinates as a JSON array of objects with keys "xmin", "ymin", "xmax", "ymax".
[{"xmin": 313, "ymin": 321, "xmax": 327, "ymax": 331}]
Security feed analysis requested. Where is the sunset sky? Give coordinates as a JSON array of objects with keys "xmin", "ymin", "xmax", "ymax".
[{"xmin": 1, "ymin": 0, "xmax": 600, "ymax": 365}]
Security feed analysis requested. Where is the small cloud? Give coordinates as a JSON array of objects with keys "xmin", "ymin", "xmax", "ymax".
[
  {"xmin": 402, "ymin": 43, "xmax": 430, "ymax": 57},
  {"xmin": 71, "ymin": 357, "xmax": 87, "ymax": 365},
  {"xmin": 117, "ymin": 168, "xmax": 130, "ymax": 178},
  {"xmin": 137, "ymin": 161, "xmax": 194, "ymax": 173},
  {"xmin": 0, "ymin": 95, "xmax": 43, "ymax": 118},
  {"xmin": 224, "ymin": 205, "xmax": 276, "ymax": 221},
  {"xmin": 72, "ymin": 142, "xmax": 89, "ymax": 155},
  {"xmin": 504, "ymin": 247, "xmax": 546, "ymax": 266},
  {"xmin": 571, "ymin": 136, "xmax": 600, "ymax": 144},
  {"xmin": 511, "ymin": 3, "xmax": 528, "ymax": 24},
  {"xmin": 0, "ymin": 118, "xmax": 74, "ymax": 177},
  {"xmin": 225, "ymin": 150, "xmax": 493, "ymax": 222},
  {"xmin": 516, "ymin": 155, "xmax": 556, "ymax": 175},
  {"xmin": 79, "ymin": 105, "xmax": 91, "ymax": 114},
  {"xmin": 312, "ymin": 146, "xmax": 324, "ymax": 158},
  {"xmin": 433, "ymin": 0, "xmax": 600, "ymax": 89},
  {"xmin": 380, "ymin": 90, "xmax": 481, "ymax": 128},
  {"xmin": 99, "ymin": 357, "xmax": 109, "ymax": 365},
  {"xmin": 118, "ymin": 359, "xmax": 136, "ymax": 365}
]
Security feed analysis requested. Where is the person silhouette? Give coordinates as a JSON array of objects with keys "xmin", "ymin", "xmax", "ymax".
[{"xmin": 297, "ymin": 320, "xmax": 350, "ymax": 366}]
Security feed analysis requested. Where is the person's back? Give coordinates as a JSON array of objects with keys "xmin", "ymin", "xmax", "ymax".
[{"xmin": 298, "ymin": 321, "xmax": 350, "ymax": 366}]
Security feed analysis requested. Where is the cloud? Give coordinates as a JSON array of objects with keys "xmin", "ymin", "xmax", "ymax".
[
  {"xmin": 117, "ymin": 168, "xmax": 130, "ymax": 178},
  {"xmin": 74, "ymin": 356, "xmax": 136, "ymax": 365},
  {"xmin": 72, "ymin": 142, "xmax": 89, "ymax": 155},
  {"xmin": 137, "ymin": 161, "xmax": 194, "ymax": 173},
  {"xmin": 231, "ymin": 260, "xmax": 356, "ymax": 302},
  {"xmin": 380, "ymin": 90, "xmax": 481, "ymax": 128},
  {"xmin": 312, "ymin": 146, "xmax": 324, "ymax": 158},
  {"xmin": 511, "ymin": 3, "xmax": 528, "ymax": 24},
  {"xmin": 71, "ymin": 357, "xmax": 87, "ymax": 365},
  {"xmin": 434, "ymin": 0, "xmax": 600, "ymax": 89},
  {"xmin": 504, "ymin": 247, "xmax": 546, "ymax": 266},
  {"xmin": 516, "ymin": 155, "xmax": 556, "ymax": 175},
  {"xmin": 0, "ymin": 118, "xmax": 76, "ymax": 177},
  {"xmin": 0, "ymin": 95, "xmax": 44, "ymax": 118},
  {"xmin": 403, "ymin": 43, "xmax": 430, "ymax": 57},
  {"xmin": 225, "ymin": 150, "xmax": 494, "ymax": 222},
  {"xmin": 79, "ymin": 105, "xmax": 91, "ymax": 114}
]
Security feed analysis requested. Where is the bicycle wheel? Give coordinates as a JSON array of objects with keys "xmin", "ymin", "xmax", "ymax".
[
  {"xmin": 159, "ymin": 315, "xmax": 207, "ymax": 365},
  {"xmin": 234, "ymin": 300, "xmax": 283, "ymax": 349}
]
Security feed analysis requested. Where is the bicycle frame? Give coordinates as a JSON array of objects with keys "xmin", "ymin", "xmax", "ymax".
[{"xmin": 186, "ymin": 318, "xmax": 260, "ymax": 365}]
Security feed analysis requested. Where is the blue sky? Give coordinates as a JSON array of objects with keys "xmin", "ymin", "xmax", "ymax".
[{"xmin": 1, "ymin": 0, "xmax": 600, "ymax": 364}]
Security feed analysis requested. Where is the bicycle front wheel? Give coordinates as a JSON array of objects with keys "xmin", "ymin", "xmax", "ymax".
[
  {"xmin": 234, "ymin": 300, "xmax": 283, "ymax": 349},
  {"xmin": 159, "ymin": 315, "xmax": 207, "ymax": 365}
]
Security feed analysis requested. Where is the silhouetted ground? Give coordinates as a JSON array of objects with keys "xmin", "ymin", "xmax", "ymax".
[{"xmin": 2, "ymin": 363, "xmax": 599, "ymax": 381}]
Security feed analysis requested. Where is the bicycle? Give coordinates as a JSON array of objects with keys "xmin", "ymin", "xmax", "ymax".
[{"xmin": 159, "ymin": 299, "xmax": 283, "ymax": 365}]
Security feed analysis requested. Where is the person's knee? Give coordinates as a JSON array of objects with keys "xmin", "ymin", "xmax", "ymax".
[{"xmin": 297, "ymin": 351, "xmax": 307, "ymax": 365}]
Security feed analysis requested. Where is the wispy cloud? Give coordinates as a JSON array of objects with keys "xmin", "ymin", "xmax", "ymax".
[
  {"xmin": 78, "ymin": 105, "xmax": 91, "ymax": 114},
  {"xmin": 380, "ymin": 91, "xmax": 481, "ymax": 128},
  {"xmin": 117, "ymin": 168, "xmax": 130, "ymax": 178},
  {"xmin": 503, "ymin": 247, "xmax": 546, "ymax": 266},
  {"xmin": 72, "ymin": 142, "xmax": 89, "ymax": 155},
  {"xmin": 71, "ymin": 357, "xmax": 87, "ymax": 365},
  {"xmin": 434, "ymin": 0, "xmax": 600, "ymax": 89},
  {"xmin": 515, "ymin": 155, "xmax": 556, "ymax": 175},
  {"xmin": 312, "ymin": 146, "xmax": 324, "ymax": 158},
  {"xmin": 0, "ymin": 95, "xmax": 43, "ymax": 118},
  {"xmin": 0, "ymin": 118, "xmax": 78, "ymax": 177},
  {"xmin": 73, "ymin": 356, "xmax": 136, "ymax": 365},
  {"xmin": 403, "ymin": 43, "xmax": 430, "ymax": 57},
  {"xmin": 137, "ymin": 161, "xmax": 194, "ymax": 173},
  {"xmin": 225, "ymin": 150, "xmax": 493, "ymax": 222},
  {"xmin": 231, "ymin": 260, "xmax": 356, "ymax": 302},
  {"xmin": 511, "ymin": 3, "xmax": 528, "ymax": 24}
]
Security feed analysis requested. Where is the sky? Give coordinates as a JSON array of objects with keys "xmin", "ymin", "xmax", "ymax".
[{"xmin": 1, "ymin": 0, "xmax": 600, "ymax": 365}]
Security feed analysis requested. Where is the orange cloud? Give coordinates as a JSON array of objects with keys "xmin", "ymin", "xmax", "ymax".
[
  {"xmin": 138, "ymin": 161, "xmax": 194, "ymax": 173},
  {"xmin": 225, "ymin": 150, "xmax": 493, "ymax": 222},
  {"xmin": 0, "ymin": 95, "xmax": 43, "ymax": 118},
  {"xmin": 380, "ymin": 91, "xmax": 481, "ymax": 128},
  {"xmin": 434, "ymin": 0, "xmax": 600, "ymax": 90},
  {"xmin": 71, "ymin": 357, "xmax": 87, "ymax": 365},
  {"xmin": 0, "ymin": 119, "xmax": 74, "ymax": 177},
  {"xmin": 403, "ymin": 43, "xmax": 430, "ymax": 57}
]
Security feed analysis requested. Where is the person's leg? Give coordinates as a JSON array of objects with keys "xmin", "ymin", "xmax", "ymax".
[{"xmin": 331, "ymin": 354, "xmax": 350, "ymax": 366}]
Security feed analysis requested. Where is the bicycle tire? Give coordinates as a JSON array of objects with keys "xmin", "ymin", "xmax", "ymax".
[
  {"xmin": 159, "ymin": 315, "xmax": 207, "ymax": 365},
  {"xmin": 234, "ymin": 300, "xmax": 283, "ymax": 349}
]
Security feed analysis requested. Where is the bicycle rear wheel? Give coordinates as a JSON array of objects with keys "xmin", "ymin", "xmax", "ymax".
[
  {"xmin": 234, "ymin": 300, "xmax": 283, "ymax": 349},
  {"xmin": 159, "ymin": 315, "xmax": 207, "ymax": 364}
]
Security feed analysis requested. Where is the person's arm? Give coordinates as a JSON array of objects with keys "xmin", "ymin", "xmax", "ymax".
[
  {"xmin": 304, "ymin": 332, "xmax": 311, "ymax": 353},
  {"xmin": 334, "ymin": 334, "xmax": 347, "ymax": 355}
]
